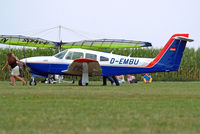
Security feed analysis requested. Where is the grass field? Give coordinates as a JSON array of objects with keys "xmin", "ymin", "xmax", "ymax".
[{"xmin": 0, "ymin": 81, "xmax": 200, "ymax": 134}]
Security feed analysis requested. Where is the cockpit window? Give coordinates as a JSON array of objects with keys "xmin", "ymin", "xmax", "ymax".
[
  {"xmin": 72, "ymin": 52, "xmax": 84, "ymax": 60},
  {"xmin": 65, "ymin": 51, "xmax": 73, "ymax": 60},
  {"xmin": 86, "ymin": 53, "xmax": 97, "ymax": 60},
  {"xmin": 54, "ymin": 50, "xmax": 68, "ymax": 59},
  {"xmin": 100, "ymin": 56, "xmax": 109, "ymax": 61},
  {"xmin": 65, "ymin": 51, "xmax": 84, "ymax": 60}
]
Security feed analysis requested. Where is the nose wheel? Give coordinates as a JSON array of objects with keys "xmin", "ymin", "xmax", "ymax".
[{"xmin": 29, "ymin": 77, "xmax": 37, "ymax": 86}]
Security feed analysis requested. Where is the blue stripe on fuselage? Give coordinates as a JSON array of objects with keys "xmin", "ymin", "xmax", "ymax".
[
  {"xmin": 101, "ymin": 63, "xmax": 172, "ymax": 76},
  {"xmin": 26, "ymin": 62, "xmax": 172, "ymax": 76},
  {"xmin": 26, "ymin": 62, "xmax": 69, "ymax": 75}
]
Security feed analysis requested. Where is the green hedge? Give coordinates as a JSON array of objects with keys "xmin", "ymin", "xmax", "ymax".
[{"xmin": 0, "ymin": 48, "xmax": 199, "ymax": 81}]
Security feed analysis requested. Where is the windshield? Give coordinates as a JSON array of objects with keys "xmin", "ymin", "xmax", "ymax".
[{"xmin": 54, "ymin": 49, "xmax": 68, "ymax": 59}]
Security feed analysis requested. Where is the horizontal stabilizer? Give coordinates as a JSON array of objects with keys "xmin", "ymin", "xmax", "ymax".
[{"xmin": 173, "ymin": 36, "xmax": 194, "ymax": 42}]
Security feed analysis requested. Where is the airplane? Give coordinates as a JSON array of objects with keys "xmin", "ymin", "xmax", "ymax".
[{"xmin": 13, "ymin": 33, "xmax": 192, "ymax": 86}]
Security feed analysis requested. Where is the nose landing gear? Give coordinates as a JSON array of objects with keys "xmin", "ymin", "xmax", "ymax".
[{"xmin": 29, "ymin": 77, "xmax": 37, "ymax": 86}]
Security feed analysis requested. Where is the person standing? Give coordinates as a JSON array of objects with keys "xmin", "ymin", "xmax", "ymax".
[
  {"xmin": 103, "ymin": 76, "xmax": 120, "ymax": 86},
  {"xmin": 1, "ymin": 53, "xmax": 26, "ymax": 86}
]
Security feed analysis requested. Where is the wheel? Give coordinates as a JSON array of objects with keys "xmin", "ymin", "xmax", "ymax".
[
  {"xmin": 48, "ymin": 78, "xmax": 54, "ymax": 84},
  {"xmin": 78, "ymin": 80, "xmax": 82, "ymax": 86},
  {"xmin": 29, "ymin": 79, "xmax": 37, "ymax": 86},
  {"xmin": 78, "ymin": 80, "xmax": 88, "ymax": 86},
  {"xmin": 72, "ymin": 79, "xmax": 75, "ymax": 84}
]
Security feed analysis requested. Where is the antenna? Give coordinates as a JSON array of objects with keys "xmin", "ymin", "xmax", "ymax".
[
  {"xmin": 58, "ymin": 25, "xmax": 62, "ymax": 52},
  {"xmin": 58, "ymin": 25, "xmax": 61, "ymax": 41}
]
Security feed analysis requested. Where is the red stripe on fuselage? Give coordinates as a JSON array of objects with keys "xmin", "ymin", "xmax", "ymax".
[
  {"xmin": 146, "ymin": 34, "xmax": 189, "ymax": 67},
  {"xmin": 74, "ymin": 58, "xmax": 97, "ymax": 62}
]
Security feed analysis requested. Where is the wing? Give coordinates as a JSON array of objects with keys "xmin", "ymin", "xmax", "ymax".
[
  {"xmin": 0, "ymin": 35, "xmax": 55, "ymax": 48},
  {"xmin": 62, "ymin": 58, "xmax": 102, "ymax": 76},
  {"xmin": 61, "ymin": 39, "xmax": 152, "ymax": 49}
]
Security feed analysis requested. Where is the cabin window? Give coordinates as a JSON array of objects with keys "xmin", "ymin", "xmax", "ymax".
[
  {"xmin": 72, "ymin": 52, "xmax": 84, "ymax": 60},
  {"xmin": 100, "ymin": 56, "xmax": 109, "ymax": 61},
  {"xmin": 54, "ymin": 50, "xmax": 68, "ymax": 59},
  {"xmin": 86, "ymin": 53, "xmax": 97, "ymax": 60},
  {"xmin": 65, "ymin": 51, "xmax": 73, "ymax": 60}
]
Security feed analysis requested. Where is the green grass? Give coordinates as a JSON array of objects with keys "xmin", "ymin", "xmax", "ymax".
[{"xmin": 0, "ymin": 81, "xmax": 200, "ymax": 134}]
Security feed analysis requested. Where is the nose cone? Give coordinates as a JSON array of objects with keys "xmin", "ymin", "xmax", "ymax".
[
  {"xmin": 20, "ymin": 56, "xmax": 56, "ymax": 63},
  {"xmin": 21, "ymin": 58, "xmax": 27, "ymax": 63}
]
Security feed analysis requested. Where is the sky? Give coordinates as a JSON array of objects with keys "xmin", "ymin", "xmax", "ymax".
[{"xmin": 0, "ymin": 0, "xmax": 200, "ymax": 49}]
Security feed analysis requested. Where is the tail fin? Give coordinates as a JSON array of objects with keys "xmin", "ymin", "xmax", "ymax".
[{"xmin": 147, "ymin": 34, "xmax": 193, "ymax": 71}]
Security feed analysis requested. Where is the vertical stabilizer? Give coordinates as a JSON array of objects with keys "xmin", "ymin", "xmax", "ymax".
[{"xmin": 147, "ymin": 34, "xmax": 193, "ymax": 71}]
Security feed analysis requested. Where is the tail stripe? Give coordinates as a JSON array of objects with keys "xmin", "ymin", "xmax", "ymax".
[{"xmin": 146, "ymin": 34, "xmax": 189, "ymax": 68}]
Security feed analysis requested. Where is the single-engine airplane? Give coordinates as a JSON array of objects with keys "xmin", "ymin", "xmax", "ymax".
[
  {"xmin": 19, "ymin": 34, "xmax": 193, "ymax": 86},
  {"xmin": 0, "ymin": 34, "xmax": 193, "ymax": 86}
]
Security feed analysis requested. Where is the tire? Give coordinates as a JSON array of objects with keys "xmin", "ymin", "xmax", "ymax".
[
  {"xmin": 78, "ymin": 80, "xmax": 82, "ymax": 86},
  {"xmin": 29, "ymin": 79, "xmax": 37, "ymax": 86},
  {"xmin": 48, "ymin": 78, "xmax": 54, "ymax": 84},
  {"xmin": 78, "ymin": 80, "xmax": 88, "ymax": 86},
  {"xmin": 72, "ymin": 79, "xmax": 75, "ymax": 84}
]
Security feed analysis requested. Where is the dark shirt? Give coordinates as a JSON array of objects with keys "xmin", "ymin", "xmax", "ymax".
[{"xmin": 9, "ymin": 59, "xmax": 17, "ymax": 69}]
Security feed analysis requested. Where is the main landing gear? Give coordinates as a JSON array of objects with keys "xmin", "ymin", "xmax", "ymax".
[
  {"xmin": 78, "ymin": 62, "xmax": 89, "ymax": 86},
  {"xmin": 78, "ymin": 79, "xmax": 88, "ymax": 86}
]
